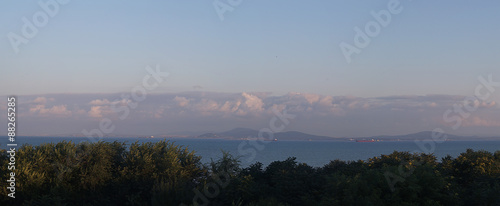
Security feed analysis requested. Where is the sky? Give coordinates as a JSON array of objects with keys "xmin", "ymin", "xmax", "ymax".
[{"xmin": 1, "ymin": 0, "xmax": 500, "ymax": 137}]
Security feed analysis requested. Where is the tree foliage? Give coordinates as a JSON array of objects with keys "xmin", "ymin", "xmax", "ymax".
[{"xmin": 0, "ymin": 141, "xmax": 498, "ymax": 205}]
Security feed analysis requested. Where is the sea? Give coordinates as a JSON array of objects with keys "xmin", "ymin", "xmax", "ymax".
[{"xmin": 2, "ymin": 137, "xmax": 499, "ymax": 167}]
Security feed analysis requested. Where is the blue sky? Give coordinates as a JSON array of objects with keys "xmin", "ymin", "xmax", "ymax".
[{"xmin": 1, "ymin": 1, "xmax": 500, "ymax": 136}]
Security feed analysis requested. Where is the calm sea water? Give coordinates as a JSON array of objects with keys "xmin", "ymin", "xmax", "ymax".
[{"xmin": 2, "ymin": 137, "xmax": 499, "ymax": 167}]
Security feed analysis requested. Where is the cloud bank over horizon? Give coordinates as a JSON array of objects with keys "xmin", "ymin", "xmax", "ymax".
[{"xmin": 1, "ymin": 91, "xmax": 500, "ymax": 137}]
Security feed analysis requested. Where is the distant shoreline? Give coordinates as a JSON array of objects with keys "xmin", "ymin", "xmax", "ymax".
[{"xmin": 2, "ymin": 136, "xmax": 500, "ymax": 142}]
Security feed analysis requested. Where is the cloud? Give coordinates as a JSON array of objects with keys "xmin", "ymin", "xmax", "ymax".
[
  {"xmin": 174, "ymin": 96, "xmax": 190, "ymax": 107},
  {"xmin": 476, "ymin": 100, "xmax": 496, "ymax": 108},
  {"xmin": 8, "ymin": 92, "xmax": 500, "ymax": 137},
  {"xmin": 153, "ymin": 107, "xmax": 165, "ymax": 118},
  {"xmin": 33, "ymin": 97, "xmax": 48, "ymax": 104},
  {"xmin": 318, "ymin": 96, "xmax": 333, "ymax": 107},
  {"xmin": 23, "ymin": 93, "xmax": 496, "ymax": 118},
  {"xmin": 242, "ymin": 92, "xmax": 264, "ymax": 112},
  {"xmin": 74, "ymin": 108, "xmax": 87, "ymax": 115},
  {"xmin": 28, "ymin": 96, "xmax": 55, "ymax": 105},
  {"xmin": 88, "ymin": 106, "xmax": 107, "ymax": 118},
  {"xmin": 194, "ymin": 99, "xmax": 219, "ymax": 114},
  {"xmin": 462, "ymin": 116, "xmax": 500, "ymax": 127},
  {"xmin": 89, "ymin": 98, "xmax": 132, "ymax": 106},
  {"xmin": 89, "ymin": 99, "xmax": 112, "ymax": 105},
  {"xmin": 302, "ymin": 93, "xmax": 320, "ymax": 105},
  {"xmin": 29, "ymin": 104, "xmax": 72, "ymax": 116},
  {"xmin": 219, "ymin": 100, "xmax": 241, "ymax": 113}
]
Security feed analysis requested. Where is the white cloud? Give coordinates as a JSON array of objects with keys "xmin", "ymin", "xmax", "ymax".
[
  {"xmin": 11, "ymin": 92, "xmax": 500, "ymax": 137},
  {"xmin": 33, "ymin": 97, "xmax": 48, "ymax": 104},
  {"xmin": 29, "ymin": 104, "xmax": 72, "ymax": 116},
  {"xmin": 195, "ymin": 99, "xmax": 219, "ymax": 113},
  {"xmin": 242, "ymin": 92, "xmax": 264, "ymax": 111},
  {"xmin": 174, "ymin": 96, "xmax": 190, "ymax": 107},
  {"xmin": 219, "ymin": 100, "xmax": 241, "ymax": 113},
  {"xmin": 87, "ymin": 106, "xmax": 114, "ymax": 118},
  {"xmin": 318, "ymin": 96, "xmax": 333, "ymax": 107},
  {"xmin": 89, "ymin": 99, "xmax": 112, "ymax": 105},
  {"xmin": 302, "ymin": 93, "xmax": 321, "ymax": 105}
]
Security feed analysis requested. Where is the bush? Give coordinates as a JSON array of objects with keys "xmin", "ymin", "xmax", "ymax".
[{"xmin": 0, "ymin": 141, "xmax": 498, "ymax": 206}]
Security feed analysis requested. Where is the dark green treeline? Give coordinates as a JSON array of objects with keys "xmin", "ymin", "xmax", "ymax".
[{"xmin": 0, "ymin": 140, "xmax": 499, "ymax": 205}]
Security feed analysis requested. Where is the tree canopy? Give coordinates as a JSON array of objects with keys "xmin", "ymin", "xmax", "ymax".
[{"xmin": 0, "ymin": 140, "xmax": 498, "ymax": 205}]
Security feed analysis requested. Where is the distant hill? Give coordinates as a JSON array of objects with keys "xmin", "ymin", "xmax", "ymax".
[
  {"xmin": 356, "ymin": 131, "xmax": 499, "ymax": 141},
  {"xmin": 197, "ymin": 133, "xmax": 220, "ymax": 138},
  {"xmin": 220, "ymin": 128, "xmax": 260, "ymax": 138},
  {"xmin": 32, "ymin": 129, "xmax": 500, "ymax": 141},
  {"xmin": 198, "ymin": 128, "xmax": 341, "ymax": 141},
  {"xmin": 274, "ymin": 131, "xmax": 339, "ymax": 141},
  {"xmin": 201, "ymin": 129, "xmax": 500, "ymax": 141}
]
